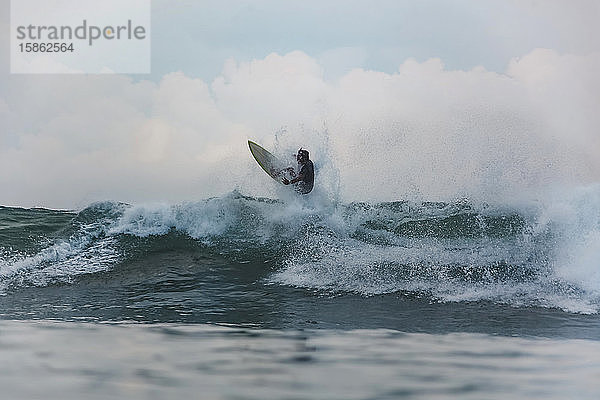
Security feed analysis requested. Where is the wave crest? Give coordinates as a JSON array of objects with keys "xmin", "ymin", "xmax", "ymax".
[{"xmin": 1, "ymin": 188, "xmax": 599, "ymax": 313}]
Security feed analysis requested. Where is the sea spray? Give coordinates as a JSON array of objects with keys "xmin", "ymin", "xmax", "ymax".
[{"xmin": 1, "ymin": 189, "xmax": 599, "ymax": 313}]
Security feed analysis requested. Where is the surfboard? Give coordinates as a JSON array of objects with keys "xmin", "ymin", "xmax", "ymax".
[{"xmin": 248, "ymin": 140, "xmax": 292, "ymax": 183}]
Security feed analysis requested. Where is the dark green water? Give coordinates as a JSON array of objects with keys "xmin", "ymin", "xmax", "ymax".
[{"xmin": 1, "ymin": 190, "xmax": 600, "ymax": 398}]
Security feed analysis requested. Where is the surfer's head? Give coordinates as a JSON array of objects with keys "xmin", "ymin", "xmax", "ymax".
[{"xmin": 297, "ymin": 149, "xmax": 309, "ymax": 163}]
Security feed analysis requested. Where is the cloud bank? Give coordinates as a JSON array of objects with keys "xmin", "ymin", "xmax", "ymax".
[{"xmin": 1, "ymin": 49, "xmax": 599, "ymax": 208}]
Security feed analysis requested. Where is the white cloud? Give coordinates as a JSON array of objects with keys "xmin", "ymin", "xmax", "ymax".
[
  {"xmin": 507, "ymin": 49, "xmax": 600, "ymax": 168},
  {"xmin": 213, "ymin": 51, "xmax": 328, "ymax": 132},
  {"xmin": 1, "ymin": 49, "xmax": 599, "ymax": 208}
]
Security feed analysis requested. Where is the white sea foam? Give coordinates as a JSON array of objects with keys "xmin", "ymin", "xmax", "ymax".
[
  {"xmin": 270, "ymin": 185, "xmax": 600, "ymax": 313},
  {"xmin": 545, "ymin": 185, "xmax": 600, "ymax": 297},
  {"xmin": 1, "ymin": 185, "xmax": 599, "ymax": 313},
  {"xmin": 0, "ymin": 224, "xmax": 119, "ymax": 293}
]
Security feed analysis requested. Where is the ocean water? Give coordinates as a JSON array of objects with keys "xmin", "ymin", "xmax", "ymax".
[{"xmin": 1, "ymin": 188, "xmax": 600, "ymax": 399}]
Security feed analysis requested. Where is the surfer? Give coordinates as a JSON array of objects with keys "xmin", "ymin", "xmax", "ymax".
[{"xmin": 282, "ymin": 149, "xmax": 314, "ymax": 194}]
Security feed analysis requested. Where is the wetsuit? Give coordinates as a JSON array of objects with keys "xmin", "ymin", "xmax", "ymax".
[{"xmin": 296, "ymin": 160, "xmax": 314, "ymax": 194}]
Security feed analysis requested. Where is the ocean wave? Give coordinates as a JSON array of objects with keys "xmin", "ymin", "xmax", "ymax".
[{"xmin": 0, "ymin": 187, "xmax": 599, "ymax": 313}]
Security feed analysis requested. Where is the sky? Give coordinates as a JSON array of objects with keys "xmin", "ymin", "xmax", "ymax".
[
  {"xmin": 1, "ymin": 0, "xmax": 599, "ymax": 208},
  {"xmin": 147, "ymin": 0, "xmax": 600, "ymax": 79}
]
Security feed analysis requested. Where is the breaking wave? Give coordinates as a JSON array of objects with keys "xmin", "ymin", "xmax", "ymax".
[{"xmin": 0, "ymin": 186, "xmax": 599, "ymax": 313}]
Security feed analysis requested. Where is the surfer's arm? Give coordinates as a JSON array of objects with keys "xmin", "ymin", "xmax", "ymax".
[{"xmin": 282, "ymin": 173, "xmax": 304, "ymax": 185}]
